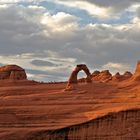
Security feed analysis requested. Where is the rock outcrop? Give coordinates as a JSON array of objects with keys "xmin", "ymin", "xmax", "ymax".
[
  {"xmin": 0, "ymin": 65, "xmax": 27, "ymax": 80},
  {"xmin": 123, "ymin": 71, "xmax": 133, "ymax": 79},
  {"xmin": 135, "ymin": 60, "xmax": 140, "ymax": 74},
  {"xmin": 133, "ymin": 60, "xmax": 140, "ymax": 81},
  {"xmin": 92, "ymin": 70, "xmax": 112, "ymax": 82},
  {"xmin": 112, "ymin": 72, "xmax": 124, "ymax": 81},
  {"xmin": 66, "ymin": 64, "xmax": 92, "ymax": 90},
  {"xmin": 78, "ymin": 78, "xmax": 86, "ymax": 83},
  {"xmin": 91, "ymin": 70, "xmax": 100, "ymax": 78},
  {"xmin": 26, "ymin": 109, "xmax": 140, "ymax": 140}
]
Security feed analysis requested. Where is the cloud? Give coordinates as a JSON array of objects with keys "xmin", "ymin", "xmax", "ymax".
[
  {"xmin": 51, "ymin": 0, "xmax": 111, "ymax": 18},
  {"xmin": 41, "ymin": 12, "xmax": 78, "ymax": 32},
  {"xmin": 102, "ymin": 62, "xmax": 131, "ymax": 74},
  {"xmin": 0, "ymin": 4, "xmax": 78, "ymax": 55},
  {"xmin": 52, "ymin": 0, "xmax": 140, "ymax": 18},
  {"xmin": 136, "ymin": 6, "xmax": 140, "ymax": 18},
  {"xmin": 0, "ymin": 2, "xmax": 140, "ymax": 81},
  {"xmin": 31, "ymin": 59, "xmax": 57, "ymax": 66},
  {"xmin": 0, "ymin": 0, "xmax": 39, "ymax": 4},
  {"xmin": 0, "ymin": 53, "xmax": 76, "ymax": 81},
  {"xmin": 1, "ymin": 0, "xmax": 140, "ymax": 18}
]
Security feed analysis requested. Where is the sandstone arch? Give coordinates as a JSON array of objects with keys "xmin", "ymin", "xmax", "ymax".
[{"xmin": 66, "ymin": 64, "xmax": 92, "ymax": 90}]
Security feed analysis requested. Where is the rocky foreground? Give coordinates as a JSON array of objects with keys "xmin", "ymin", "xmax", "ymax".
[
  {"xmin": 0, "ymin": 62, "xmax": 140, "ymax": 139},
  {"xmin": 0, "ymin": 79, "xmax": 139, "ymax": 140}
]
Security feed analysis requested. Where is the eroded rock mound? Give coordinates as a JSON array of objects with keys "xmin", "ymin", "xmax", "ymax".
[
  {"xmin": 123, "ymin": 71, "xmax": 133, "ymax": 79},
  {"xmin": 92, "ymin": 70, "xmax": 112, "ymax": 82},
  {"xmin": 112, "ymin": 72, "xmax": 123, "ymax": 81},
  {"xmin": 91, "ymin": 70, "xmax": 100, "ymax": 78},
  {"xmin": 112, "ymin": 71, "xmax": 132, "ymax": 82},
  {"xmin": 0, "ymin": 65, "xmax": 27, "ymax": 80}
]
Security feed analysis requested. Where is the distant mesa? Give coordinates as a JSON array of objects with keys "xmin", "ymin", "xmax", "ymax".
[{"xmin": 0, "ymin": 65, "xmax": 27, "ymax": 80}]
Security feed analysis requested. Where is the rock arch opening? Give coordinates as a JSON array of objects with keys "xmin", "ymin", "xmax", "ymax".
[
  {"xmin": 77, "ymin": 70, "xmax": 88, "ymax": 82},
  {"xmin": 66, "ymin": 64, "xmax": 92, "ymax": 90},
  {"xmin": 68, "ymin": 64, "xmax": 92, "ymax": 83}
]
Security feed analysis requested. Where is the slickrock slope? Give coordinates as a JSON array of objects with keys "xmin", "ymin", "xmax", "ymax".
[
  {"xmin": 0, "ymin": 79, "xmax": 139, "ymax": 140},
  {"xmin": 27, "ymin": 109, "xmax": 140, "ymax": 140},
  {"xmin": 0, "ymin": 62, "xmax": 140, "ymax": 140}
]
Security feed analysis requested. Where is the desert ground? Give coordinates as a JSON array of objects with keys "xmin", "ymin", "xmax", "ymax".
[{"xmin": 0, "ymin": 64, "xmax": 140, "ymax": 140}]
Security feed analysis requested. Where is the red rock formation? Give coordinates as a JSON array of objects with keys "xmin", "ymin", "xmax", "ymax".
[
  {"xmin": 123, "ymin": 71, "xmax": 133, "ymax": 79},
  {"xmin": 91, "ymin": 70, "xmax": 100, "ymax": 78},
  {"xmin": 66, "ymin": 64, "xmax": 92, "ymax": 90},
  {"xmin": 112, "ymin": 72, "xmax": 123, "ymax": 81},
  {"xmin": 68, "ymin": 64, "xmax": 92, "ymax": 84},
  {"xmin": 135, "ymin": 60, "xmax": 140, "ymax": 74},
  {"xmin": 78, "ymin": 78, "xmax": 86, "ymax": 83},
  {"xmin": 0, "ymin": 65, "xmax": 27, "ymax": 80},
  {"xmin": 27, "ymin": 109, "xmax": 140, "ymax": 140},
  {"xmin": 92, "ymin": 70, "xmax": 112, "ymax": 82},
  {"xmin": 112, "ymin": 71, "xmax": 132, "ymax": 82},
  {"xmin": 132, "ymin": 60, "xmax": 140, "ymax": 81}
]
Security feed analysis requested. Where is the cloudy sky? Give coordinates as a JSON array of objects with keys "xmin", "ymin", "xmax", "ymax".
[{"xmin": 0, "ymin": 0, "xmax": 140, "ymax": 82}]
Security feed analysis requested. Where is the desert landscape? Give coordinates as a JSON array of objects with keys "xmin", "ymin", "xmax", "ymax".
[
  {"xmin": 0, "ymin": 61, "xmax": 139, "ymax": 140},
  {"xmin": 1, "ymin": 0, "xmax": 140, "ymax": 140}
]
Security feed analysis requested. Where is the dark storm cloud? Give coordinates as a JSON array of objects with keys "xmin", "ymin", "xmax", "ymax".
[{"xmin": 31, "ymin": 59, "xmax": 57, "ymax": 66}]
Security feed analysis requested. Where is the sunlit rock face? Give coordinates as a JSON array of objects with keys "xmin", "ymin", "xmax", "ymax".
[
  {"xmin": 26, "ymin": 109, "xmax": 140, "ymax": 140},
  {"xmin": 92, "ymin": 70, "xmax": 112, "ymax": 82},
  {"xmin": 132, "ymin": 60, "xmax": 140, "ymax": 81},
  {"xmin": 135, "ymin": 60, "xmax": 140, "ymax": 74},
  {"xmin": 0, "ymin": 65, "xmax": 27, "ymax": 80}
]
